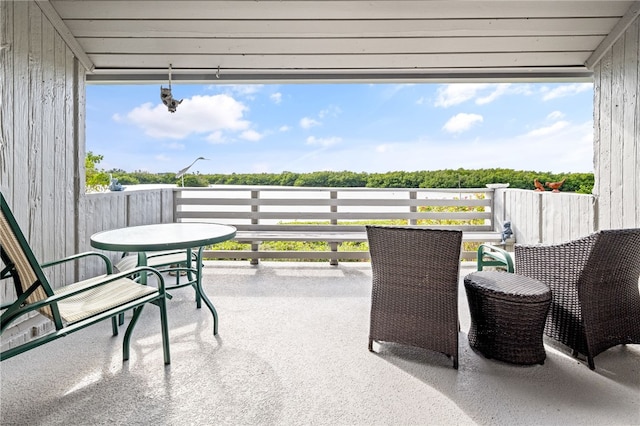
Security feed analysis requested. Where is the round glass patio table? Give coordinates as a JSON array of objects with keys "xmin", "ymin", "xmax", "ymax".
[{"xmin": 91, "ymin": 222, "xmax": 236, "ymax": 335}]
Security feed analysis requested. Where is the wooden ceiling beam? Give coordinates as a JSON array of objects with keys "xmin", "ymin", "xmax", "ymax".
[
  {"xmin": 86, "ymin": 67, "xmax": 593, "ymax": 84},
  {"xmin": 35, "ymin": 0, "xmax": 94, "ymax": 71},
  {"xmin": 50, "ymin": 0, "xmax": 633, "ymax": 20},
  {"xmin": 586, "ymin": 1, "xmax": 640, "ymax": 68}
]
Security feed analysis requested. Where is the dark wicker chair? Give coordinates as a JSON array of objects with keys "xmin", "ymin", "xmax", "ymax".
[
  {"xmin": 515, "ymin": 228, "xmax": 640, "ymax": 370},
  {"xmin": 366, "ymin": 226, "xmax": 463, "ymax": 369}
]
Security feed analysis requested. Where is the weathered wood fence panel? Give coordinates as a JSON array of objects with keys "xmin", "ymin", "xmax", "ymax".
[
  {"xmin": 501, "ymin": 189, "xmax": 596, "ymax": 244},
  {"xmin": 77, "ymin": 189, "xmax": 175, "ymax": 279}
]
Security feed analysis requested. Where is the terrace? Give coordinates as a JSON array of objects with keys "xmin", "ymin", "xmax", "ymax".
[
  {"xmin": 2, "ymin": 260, "xmax": 639, "ymax": 425},
  {"xmin": 2, "ymin": 1, "xmax": 640, "ymax": 424}
]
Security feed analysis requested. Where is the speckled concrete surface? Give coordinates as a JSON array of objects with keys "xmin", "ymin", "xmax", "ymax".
[{"xmin": 1, "ymin": 261, "xmax": 639, "ymax": 425}]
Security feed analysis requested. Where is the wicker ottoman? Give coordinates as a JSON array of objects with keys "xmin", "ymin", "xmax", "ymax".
[{"xmin": 464, "ymin": 271, "xmax": 552, "ymax": 365}]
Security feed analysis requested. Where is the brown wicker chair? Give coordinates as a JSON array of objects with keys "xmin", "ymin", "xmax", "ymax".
[
  {"xmin": 366, "ymin": 226, "xmax": 463, "ymax": 369},
  {"xmin": 514, "ymin": 228, "xmax": 640, "ymax": 370}
]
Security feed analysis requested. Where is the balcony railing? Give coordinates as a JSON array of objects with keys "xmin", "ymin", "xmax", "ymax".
[{"xmin": 77, "ymin": 185, "xmax": 596, "ymax": 277}]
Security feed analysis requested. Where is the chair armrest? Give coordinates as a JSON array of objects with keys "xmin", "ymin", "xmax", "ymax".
[
  {"xmin": 41, "ymin": 251, "xmax": 113, "ymax": 274},
  {"xmin": 514, "ymin": 243, "xmax": 589, "ymax": 283},
  {"xmin": 477, "ymin": 243, "xmax": 514, "ymax": 272}
]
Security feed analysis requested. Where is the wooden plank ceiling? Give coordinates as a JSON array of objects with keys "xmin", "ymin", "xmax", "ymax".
[{"xmin": 42, "ymin": 0, "xmax": 640, "ymax": 83}]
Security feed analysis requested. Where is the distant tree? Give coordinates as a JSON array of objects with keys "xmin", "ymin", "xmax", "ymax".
[
  {"xmin": 279, "ymin": 171, "xmax": 300, "ymax": 186},
  {"xmin": 181, "ymin": 174, "xmax": 209, "ymax": 187},
  {"xmin": 85, "ymin": 151, "xmax": 109, "ymax": 192},
  {"xmin": 99, "ymin": 167, "xmax": 595, "ymax": 193}
]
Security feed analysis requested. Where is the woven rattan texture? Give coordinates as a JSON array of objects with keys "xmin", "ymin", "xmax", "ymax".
[
  {"xmin": 366, "ymin": 226, "xmax": 463, "ymax": 368},
  {"xmin": 464, "ymin": 270, "xmax": 550, "ymax": 302},
  {"xmin": 515, "ymin": 229, "xmax": 640, "ymax": 369},
  {"xmin": 464, "ymin": 271, "xmax": 551, "ymax": 365}
]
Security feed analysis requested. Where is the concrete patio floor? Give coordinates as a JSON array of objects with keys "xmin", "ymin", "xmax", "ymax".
[{"xmin": 1, "ymin": 261, "xmax": 639, "ymax": 425}]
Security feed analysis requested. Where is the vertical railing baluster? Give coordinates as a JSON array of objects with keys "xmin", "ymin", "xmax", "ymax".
[
  {"xmin": 409, "ymin": 191, "xmax": 417, "ymax": 226},
  {"xmin": 330, "ymin": 190, "xmax": 338, "ymax": 265},
  {"xmin": 330, "ymin": 190, "xmax": 337, "ymax": 225},
  {"xmin": 250, "ymin": 190, "xmax": 259, "ymax": 265}
]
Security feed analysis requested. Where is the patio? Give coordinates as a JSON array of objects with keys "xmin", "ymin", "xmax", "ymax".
[
  {"xmin": 2, "ymin": 1, "xmax": 640, "ymax": 424},
  {"xmin": 1, "ymin": 261, "xmax": 638, "ymax": 425}
]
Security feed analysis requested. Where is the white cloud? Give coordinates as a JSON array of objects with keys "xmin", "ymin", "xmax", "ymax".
[
  {"xmin": 542, "ymin": 83, "xmax": 592, "ymax": 101},
  {"xmin": 270, "ymin": 92, "xmax": 282, "ymax": 104},
  {"xmin": 435, "ymin": 84, "xmax": 490, "ymax": 107},
  {"xmin": 306, "ymin": 136, "xmax": 342, "ymax": 147},
  {"xmin": 118, "ymin": 95, "xmax": 250, "ymax": 140},
  {"xmin": 526, "ymin": 121, "xmax": 569, "ymax": 137},
  {"xmin": 206, "ymin": 131, "xmax": 225, "ymax": 144},
  {"xmin": 300, "ymin": 117, "xmax": 321, "ymax": 129},
  {"xmin": 319, "ymin": 105, "xmax": 342, "ymax": 119},
  {"xmin": 442, "ymin": 113, "xmax": 484, "ymax": 134},
  {"xmin": 297, "ymin": 106, "xmax": 340, "ymax": 132},
  {"xmin": 225, "ymin": 84, "xmax": 264, "ymax": 97},
  {"xmin": 547, "ymin": 111, "xmax": 565, "ymax": 121},
  {"xmin": 279, "ymin": 125, "xmax": 291, "ymax": 132},
  {"xmin": 435, "ymin": 83, "xmax": 533, "ymax": 107},
  {"xmin": 164, "ymin": 142, "xmax": 185, "ymax": 150},
  {"xmin": 240, "ymin": 129, "xmax": 263, "ymax": 141},
  {"xmin": 476, "ymin": 83, "xmax": 512, "ymax": 105}
]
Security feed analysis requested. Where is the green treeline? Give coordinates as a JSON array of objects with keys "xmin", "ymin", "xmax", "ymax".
[{"xmin": 107, "ymin": 168, "xmax": 594, "ymax": 193}]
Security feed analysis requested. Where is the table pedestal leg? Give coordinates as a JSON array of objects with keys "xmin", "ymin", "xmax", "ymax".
[{"xmin": 194, "ymin": 246, "xmax": 218, "ymax": 335}]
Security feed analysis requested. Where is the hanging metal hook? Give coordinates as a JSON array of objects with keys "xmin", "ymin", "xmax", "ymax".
[{"xmin": 216, "ymin": 65, "xmax": 220, "ymax": 79}]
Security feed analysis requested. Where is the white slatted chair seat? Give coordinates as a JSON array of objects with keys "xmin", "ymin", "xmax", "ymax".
[{"xmin": 55, "ymin": 275, "xmax": 158, "ymax": 324}]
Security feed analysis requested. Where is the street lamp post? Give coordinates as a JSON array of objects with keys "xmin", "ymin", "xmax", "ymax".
[{"xmin": 176, "ymin": 157, "xmax": 208, "ymax": 187}]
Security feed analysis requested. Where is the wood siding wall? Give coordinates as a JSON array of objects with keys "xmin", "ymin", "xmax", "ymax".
[
  {"xmin": 78, "ymin": 189, "xmax": 174, "ymax": 279},
  {"xmin": 497, "ymin": 189, "xmax": 596, "ymax": 244},
  {"xmin": 1, "ymin": 1, "xmax": 85, "ymax": 297},
  {"xmin": 593, "ymin": 16, "xmax": 640, "ymax": 229}
]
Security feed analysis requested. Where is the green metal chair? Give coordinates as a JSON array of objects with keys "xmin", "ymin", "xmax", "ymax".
[
  {"xmin": 477, "ymin": 243, "xmax": 514, "ymax": 272},
  {"xmin": 115, "ymin": 249, "xmax": 202, "ymax": 302},
  {"xmin": 0, "ymin": 193, "xmax": 171, "ymax": 364}
]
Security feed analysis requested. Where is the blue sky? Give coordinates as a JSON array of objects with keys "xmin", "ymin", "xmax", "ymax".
[{"xmin": 86, "ymin": 82, "xmax": 594, "ymax": 175}]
